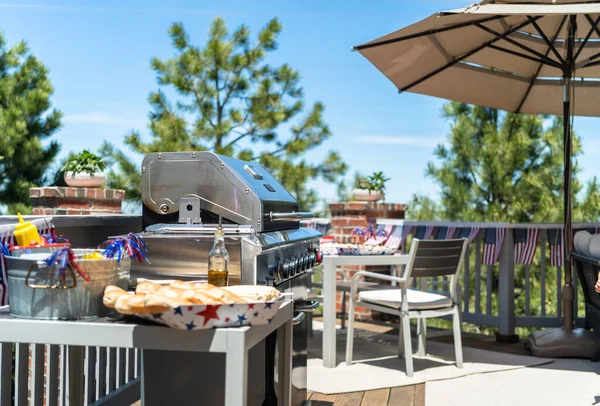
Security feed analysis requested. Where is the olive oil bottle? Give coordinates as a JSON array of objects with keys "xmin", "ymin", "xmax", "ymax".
[{"xmin": 208, "ymin": 213, "xmax": 229, "ymax": 287}]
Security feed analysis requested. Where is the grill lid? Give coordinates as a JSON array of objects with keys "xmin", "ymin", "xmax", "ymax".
[{"xmin": 141, "ymin": 152, "xmax": 312, "ymax": 232}]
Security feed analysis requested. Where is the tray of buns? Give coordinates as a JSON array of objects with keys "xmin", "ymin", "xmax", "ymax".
[{"xmin": 103, "ymin": 281, "xmax": 283, "ymax": 330}]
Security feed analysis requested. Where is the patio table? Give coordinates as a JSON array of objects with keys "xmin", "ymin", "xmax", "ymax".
[
  {"xmin": 0, "ymin": 300, "xmax": 294, "ymax": 406},
  {"xmin": 321, "ymin": 255, "xmax": 410, "ymax": 368}
]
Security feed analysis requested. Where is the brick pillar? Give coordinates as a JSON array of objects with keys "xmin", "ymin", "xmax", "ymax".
[
  {"xmin": 29, "ymin": 187, "xmax": 125, "ymax": 215},
  {"xmin": 329, "ymin": 201, "xmax": 406, "ymax": 321}
]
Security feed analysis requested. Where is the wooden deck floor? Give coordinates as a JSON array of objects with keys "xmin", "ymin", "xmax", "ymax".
[
  {"xmin": 307, "ymin": 384, "xmax": 425, "ymax": 406},
  {"xmin": 306, "ymin": 317, "xmax": 529, "ymax": 406}
]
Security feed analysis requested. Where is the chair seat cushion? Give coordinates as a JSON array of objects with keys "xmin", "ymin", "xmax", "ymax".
[{"xmin": 358, "ymin": 288, "xmax": 453, "ymax": 310}]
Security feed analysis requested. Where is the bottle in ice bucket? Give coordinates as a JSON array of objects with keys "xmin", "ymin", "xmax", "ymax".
[
  {"xmin": 14, "ymin": 213, "xmax": 41, "ymax": 246},
  {"xmin": 208, "ymin": 213, "xmax": 229, "ymax": 287}
]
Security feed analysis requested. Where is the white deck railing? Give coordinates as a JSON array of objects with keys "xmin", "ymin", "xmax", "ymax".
[
  {"xmin": 304, "ymin": 218, "xmax": 598, "ymax": 337},
  {"xmin": 378, "ymin": 220, "xmax": 600, "ymax": 337},
  {"xmin": 0, "ymin": 342, "xmax": 140, "ymax": 406}
]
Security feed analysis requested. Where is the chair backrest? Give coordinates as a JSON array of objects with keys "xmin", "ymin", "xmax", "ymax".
[
  {"xmin": 403, "ymin": 238, "xmax": 469, "ymax": 302},
  {"xmin": 572, "ymin": 253, "xmax": 600, "ymax": 332}
]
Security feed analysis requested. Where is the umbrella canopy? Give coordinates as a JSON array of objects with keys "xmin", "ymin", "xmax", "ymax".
[
  {"xmin": 354, "ymin": 0, "xmax": 600, "ymax": 116},
  {"xmin": 354, "ymin": 0, "xmax": 600, "ymax": 353}
]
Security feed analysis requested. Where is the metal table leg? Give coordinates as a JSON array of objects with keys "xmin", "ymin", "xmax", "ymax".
[
  {"xmin": 225, "ymin": 333, "xmax": 248, "ymax": 406},
  {"xmin": 322, "ymin": 258, "xmax": 337, "ymax": 368}
]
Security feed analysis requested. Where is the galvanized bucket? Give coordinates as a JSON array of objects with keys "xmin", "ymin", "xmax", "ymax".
[{"xmin": 6, "ymin": 248, "xmax": 128, "ymax": 320}]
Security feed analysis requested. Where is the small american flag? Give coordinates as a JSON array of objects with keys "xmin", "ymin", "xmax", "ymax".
[
  {"xmin": 457, "ymin": 227, "xmax": 481, "ymax": 243},
  {"xmin": 547, "ymin": 228, "xmax": 564, "ymax": 267},
  {"xmin": 414, "ymin": 225, "xmax": 434, "ymax": 240},
  {"xmin": 575, "ymin": 226, "xmax": 596, "ymax": 235},
  {"xmin": 482, "ymin": 228, "xmax": 506, "ymax": 265},
  {"xmin": 514, "ymin": 228, "xmax": 539, "ymax": 264},
  {"xmin": 385, "ymin": 225, "xmax": 413, "ymax": 249},
  {"xmin": 434, "ymin": 226, "xmax": 457, "ymax": 240},
  {"xmin": 364, "ymin": 224, "xmax": 392, "ymax": 246}
]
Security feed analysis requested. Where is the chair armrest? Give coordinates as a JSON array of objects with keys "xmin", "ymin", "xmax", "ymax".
[
  {"xmin": 350, "ymin": 271, "xmax": 407, "ymax": 300},
  {"xmin": 352, "ymin": 271, "xmax": 407, "ymax": 285}
]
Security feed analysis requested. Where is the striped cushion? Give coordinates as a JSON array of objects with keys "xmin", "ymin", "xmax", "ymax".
[{"xmin": 358, "ymin": 288, "xmax": 453, "ymax": 310}]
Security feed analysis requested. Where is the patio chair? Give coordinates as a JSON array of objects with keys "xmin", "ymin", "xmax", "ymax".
[
  {"xmin": 572, "ymin": 253, "xmax": 600, "ymax": 335},
  {"xmin": 345, "ymin": 238, "xmax": 468, "ymax": 377},
  {"xmin": 309, "ymin": 267, "xmax": 397, "ymax": 332}
]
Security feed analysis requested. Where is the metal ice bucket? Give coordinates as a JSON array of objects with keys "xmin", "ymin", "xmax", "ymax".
[{"xmin": 6, "ymin": 248, "xmax": 127, "ymax": 319}]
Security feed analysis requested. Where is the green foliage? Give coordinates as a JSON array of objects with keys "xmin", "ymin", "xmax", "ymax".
[
  {"xmin": 357, "ymin": 171, "xmax": 390, "ymax": 193},
  {"xmin": 101, "ymin": 18, "xmax": 346, "ymax": 210},
  {"xmin": 6, "ymin": 202, "xmax": 32, "ymax": 215},
  {"xmin": 0, "ymin": 32, "xmax": 62, "ymax": 208},
  {"xmin": 406, "ymin": 195, "xmax": 441, "ymax": 220},
  {"xmin": 417, "ymin": 102, "xmax": 600, "ymax": 223},
  {"xmin": 61, "ymin": 149, "xmax": 106, "ymax": 175}
]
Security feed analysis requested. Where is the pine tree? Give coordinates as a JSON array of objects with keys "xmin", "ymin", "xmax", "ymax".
[
  {"xmin": 0, "ymin": 33, "xmax": 62, "ymax": 214},
  {"xmin": 413, "ymin": 102, "xmax": 600, "ymax": 223},
  {"xmin": 101, "ymin": 18, "xmax": 346, "ymax": 210}
]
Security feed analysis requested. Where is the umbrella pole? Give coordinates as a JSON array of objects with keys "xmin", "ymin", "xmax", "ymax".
[
  {"xmin": 562, "ymin": 43, "xmax": 574, "ymax": 332},
  {"xmin": 525, "ymin": 16, "xmax": 599, "ymax": 359}
]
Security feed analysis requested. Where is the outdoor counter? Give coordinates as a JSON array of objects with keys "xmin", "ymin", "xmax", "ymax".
[{"xmin": 0, "ymin": 300, "xmax": 294, "ymax": 406}]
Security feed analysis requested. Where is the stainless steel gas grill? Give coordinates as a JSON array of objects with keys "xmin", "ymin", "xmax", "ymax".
[
  {"xmin": 133, "ymin": 151, "xmax": 322, "ymax": 287},
  {"xmin": 135, "ymin": 151, "xmax": 321, "ymax": 406}
]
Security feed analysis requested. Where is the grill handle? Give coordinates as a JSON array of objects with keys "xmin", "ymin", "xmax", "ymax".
[
  {"xmin": 266, "ymin": 212, "xmax": 314, "ymax": 222},
  {"xmin": 295, "ymin": 299, "xmax": 320, "ymax": 313},
  {"xmin": 292, "ymin": 312, "xmax": 306, "ymax": 326}
]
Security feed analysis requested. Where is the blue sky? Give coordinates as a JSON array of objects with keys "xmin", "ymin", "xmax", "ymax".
[{"xmin": 2, "ymin": 0, "xmax": 600, "ymax": 211}]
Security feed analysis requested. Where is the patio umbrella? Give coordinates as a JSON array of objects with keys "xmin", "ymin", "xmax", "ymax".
[{"xmin": 353, "ymin": 0, "xmax": 600, "ymax": 358}]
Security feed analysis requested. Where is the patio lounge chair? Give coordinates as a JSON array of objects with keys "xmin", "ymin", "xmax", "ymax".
[
  {"xmin": 572, "ymin": 252, "xmax": 600, "ymax": 335},
  {"xmin": 345, "ymin": 238, "xmax": 469, "ymax": 377}
]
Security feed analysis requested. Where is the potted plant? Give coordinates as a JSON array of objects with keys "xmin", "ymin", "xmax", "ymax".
[
  {"xmin": 61, "ymin": 150, "xmax": 107, "ymax": 188},
  {"xmin": 352, "ymin": 171, "xmax": 390, "ymax": 202}
]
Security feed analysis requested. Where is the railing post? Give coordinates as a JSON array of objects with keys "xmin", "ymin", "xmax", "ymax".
[{"xmin": 497, "ymin": 229, "xmax": 518, "ymax": 343}]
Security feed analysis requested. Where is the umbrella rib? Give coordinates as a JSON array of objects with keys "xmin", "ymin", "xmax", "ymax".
[
  {"xmin": 573, "ymin": 14, "xmax": 600, "ymax": 62},
  {"xmin": 488, "ymin": 43, "xmax": 562, "ymax": 69},
  {"xmin": 474, "ymin": 22, "xmax": 562, "ymax": 68},
  {"xmin": 578, "ymin": 14, "xmax": 600, "ymax": 68},
  {"xmin": 399, "ymin": 16, "xmax": 542, "ymax": 93},
  {"xmin": 581, "ymin": 59, "xmax": 600, "ymax": 68},
  {"xmin": 515, "ymin": 15, "xmax": 568, "ymax": 114},
  {"xmin": 352, "ymin": 15, "xmax": 505, "ymax": 51},
  {"xmin": 527, "ymin": 16, "xmax": 565, "ymax": 65}
]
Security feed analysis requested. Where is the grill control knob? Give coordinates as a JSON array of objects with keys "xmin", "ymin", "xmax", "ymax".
[
  {"xmin": 314, "ymin": 248, "xmax": 323, "ymax": 264},
  {"xmin": 289, "ymin": 257, "xmax": 297, "ymax": 276},
  {"xmin": 282, "ymin": 260, "xmax": 290, "ymax": 279},
  {"xmin": 308, "ymin": 254, "xmax": 316, "ymax": 268},
  {"xmin": 298, "ymin": 256, "xmax": 305, "ymax": 272},
  {"xmin": 275, "ymin": 261, "xmax": 284, "ymax": 281}
]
